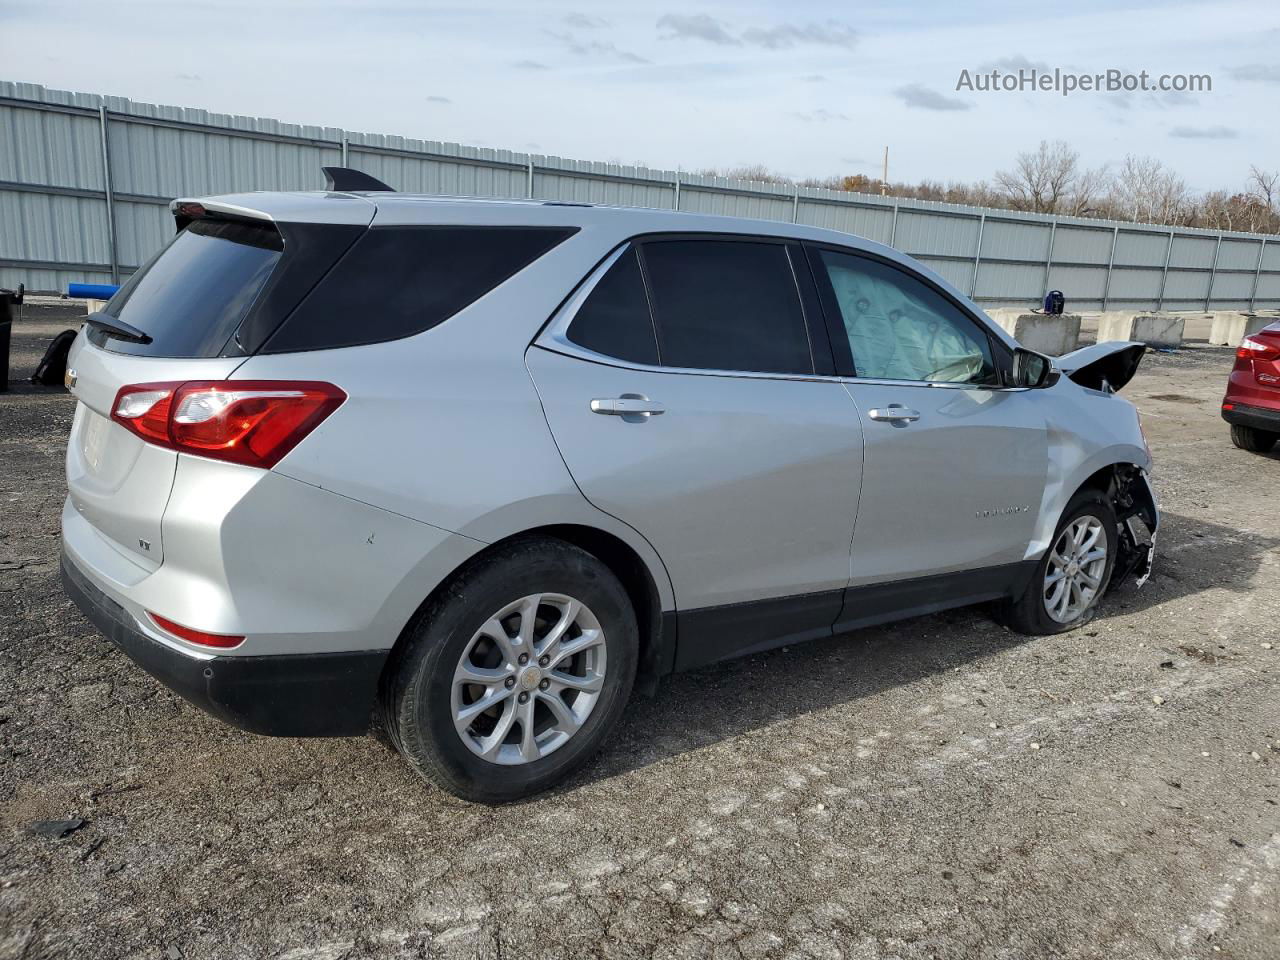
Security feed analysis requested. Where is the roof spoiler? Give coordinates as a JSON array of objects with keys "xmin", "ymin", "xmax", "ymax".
[{"xmin": 322, "ymin": 166, "xmax": 395, "ymax": 192}]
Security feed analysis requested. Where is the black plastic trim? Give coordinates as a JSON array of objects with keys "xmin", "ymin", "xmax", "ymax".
[
  {"xmin": 833, "ymin": 561, "xmax": 1037, "ymax": 635},
  {"xmin": 1222, "ymin": 401, "xmax": 1280, "ymax": 432},
  {"xmin": 675, "ymin": 589, "xmax": 844, "ymax": 671},
  {"xmin": 61, "ymin": 549, "xmax": 386, "ymax": 737},
  {"xmin": 674, "ymin": 561, "xmax": 1038, "ymax": 672}
]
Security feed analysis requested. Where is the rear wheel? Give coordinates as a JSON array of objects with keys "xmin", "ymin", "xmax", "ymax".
[
  {"xmin": 997, "ymin": 491, "xmax": 1118, "ymax": 635},
  {"xmin": 1230, "ymin": 423, "xmax": 1278, "ymax": 453},
  {"xmin": 380, "ymin": 538, "xmax": 637, "ymax": 803}
]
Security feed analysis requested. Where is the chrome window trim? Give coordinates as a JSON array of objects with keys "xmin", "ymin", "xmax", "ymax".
[{"xmin": 536, "ymin": 241, "xmax": 1027, "ymax": 391}]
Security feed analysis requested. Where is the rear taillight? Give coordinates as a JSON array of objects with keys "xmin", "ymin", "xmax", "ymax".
[
  {"xmin": 148, "ymin": 612, "xmax": 244, "ymax": 649},
  {"xmin": 1237, "ymin": 337, "xmax": 1280, "ymax": 362},
  {"xmin": 111, "ymin": 380, "xmax": 345, "ymax": 469}
]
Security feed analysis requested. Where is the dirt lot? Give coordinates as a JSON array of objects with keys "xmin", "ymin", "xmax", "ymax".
[{"xmin": 1, "ymin": 307, "xmax": 1277, "ymax": 960}]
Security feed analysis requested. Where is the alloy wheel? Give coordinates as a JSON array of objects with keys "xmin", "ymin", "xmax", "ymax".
[
  {"xmin": 450, "ymin": 593, "xmax": 607, "ymax": 765},
  {"xmin": 1043, "ymin": 516, "xmax": 1108, "ymax": 624}
]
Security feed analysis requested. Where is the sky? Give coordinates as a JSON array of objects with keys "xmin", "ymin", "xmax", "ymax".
[{"xmin": 2, "ymin": 0, "xmax": 1278, "ymax": 193}]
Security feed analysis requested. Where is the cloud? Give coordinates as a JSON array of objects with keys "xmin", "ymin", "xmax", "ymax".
[
  {"xmin": 657, "ymin": 14, "xmax": 740, "ymax": 46},
  {"xmin": 794, "ymin": 109, "xmax": 849, "ymax": 122},
  {"xmin": 982, "ymin": 54, "xmax": 1050, "ymax": 72},
  {"xmin": 802, "ymin": 74, "xmax": 827, "ymax": 83},
  {"xmin": 564, "ymin": 12, "xmax": 608, "ymax": 29},
  {"xmin": 548, "ymin": 31, "xmax": 649, "ymax": 64},
  {"xmin": 741, "ymin": 22, "xmax": 857, "ymax": 50},
  {"xmin": 1159, "ymin": 89, "xmax": 1198, "ymax": 107},
  {"xmin": 174, "ymin": 72, "xmax": 201, "ymax": 82},
  {"xmin": 893, "ymin": 84, "xmax": 971, "ymax": 111},
  {"xmin": 425, "ymin": 95, "xmax": 451, "ymax": 104},
  {"xmin": 657, "ymin": 15, "xmax": 856, "ymax": 50},
  {"xmin": 1169, "ymin": 125, "xmax": 1238, "ymax": 139},
  {"xmin": 1230, "ymin": 63, "xmax": 1280, "ymax": 84},
  {"xmin": 513, "ymin": 59, "xmax": 549, "ymax": 70}
]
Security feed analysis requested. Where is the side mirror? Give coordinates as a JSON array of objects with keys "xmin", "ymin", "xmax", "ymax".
[{"xmin": 1011, "ymin": 348, "xmax": 1059, "ymax": 389}]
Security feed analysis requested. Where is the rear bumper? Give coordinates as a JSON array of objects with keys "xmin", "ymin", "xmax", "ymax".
[
  {"xmin": 1222, "ymin": 401, "xmax": 1280, "ymax": 433},
  {"xmin": 61, "ymin": 547, "xmax": 386, "ymax": 737}
]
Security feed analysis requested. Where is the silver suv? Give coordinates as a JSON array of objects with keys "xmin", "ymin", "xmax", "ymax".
[{"xmin": 61, "ymin": 172, "xmax": 1158, "ymax": 802}]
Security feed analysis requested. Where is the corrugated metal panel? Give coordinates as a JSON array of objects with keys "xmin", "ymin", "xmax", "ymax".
[
  {"xmin": 796, "ymin": 200, "xmax": 894, "ymax": 244},
  {"xmin": 1048, "ymin": 265, "xmax": 1107, "ymax": 298},
  {"xmin": 1216, "ymin": 239, "xmax": 1262, "ymax": 271},
  {"xmin": 4, "ymin": 80, "xmax": 1280, "ymax": 309},
  {"xmin": 894, "ymin": 210, "xmax": 979, "ymax": 258},
  {"xmin": 1113, "ymin": 230, "xmax": 1169, "ymax": 267},
  {"xmin": 1106, "ymin": 268, "xmax": 1163, "ymax": 300},
  {"xmin": 1161, "ymin": 270, "xmax": 1211, "ymax": 301},
  {"xmin": 1051, "ymin": 226, "xmax": 1112, "ymax": 265},
  {"xmin": 915, "ymin": 257, "xmax": 972, "ymax": 291},
  {"xmin": 980, "ymin": 220, "xmax": 1051, "ymax": 261},
  {"xmin": 680, "ymin": 185, "xmax": 788, "ymax": 222},
  {"xmin": 1210, "ymin": 272, "xmax": 1255, "ymax": 300},
  {"xmin": 974, "ymin": 261, "xmax": 1042, "ymax": 300},
  {"xmin": 0, "ymin": 103, "xmax": 103, "ymax": 189},
  {"xmin": 1255, "ymin": 274, "xmax": 1280, "ymax": 299},
  {"xmin": 1169, "ymin": 235, "xmax": 1217, "ymax": 269}
]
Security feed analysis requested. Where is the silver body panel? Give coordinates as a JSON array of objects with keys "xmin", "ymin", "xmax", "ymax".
[{"xmin": 60, "ymin": 191, "xmax": 1154, "ymax": 668}]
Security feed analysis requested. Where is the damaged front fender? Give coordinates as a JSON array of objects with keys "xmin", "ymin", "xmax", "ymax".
[{"xmin": 1112, "ymin": 466, "xmax": 1159, "ymax": 588}]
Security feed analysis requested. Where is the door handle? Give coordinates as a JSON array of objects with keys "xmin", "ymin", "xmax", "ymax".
[
  {"xmin": 590, "ymin": 396, "xmax": 665, "ymax": 418},
  {"xmin": 867, "ymin": 404, "xmax": 921, "ymax": 423}
]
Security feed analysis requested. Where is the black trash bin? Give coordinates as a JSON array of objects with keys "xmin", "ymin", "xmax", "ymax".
[{"xmin": 0, "ymin": 284, "xmax": 23, "ymax": 394}]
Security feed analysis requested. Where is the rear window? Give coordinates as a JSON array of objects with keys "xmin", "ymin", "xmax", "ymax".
[
  {"xmin": 263, "ymin": 226, "xmax": 577, "ymax": 352},
  {"xmin": 98, "ymin": 219, "xmax": 282, "ymax": 357}
]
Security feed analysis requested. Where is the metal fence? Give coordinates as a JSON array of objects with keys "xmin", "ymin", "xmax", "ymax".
[{"xmin": 3, "ymin": 80, "xmax": 1279, "ymax": 311}]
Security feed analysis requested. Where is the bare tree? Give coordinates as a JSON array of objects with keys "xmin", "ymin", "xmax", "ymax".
[
  {"xmin": 1107, "ymin": 155, "xmax": 1191, "ymax": 224},
  {"xmin": 993, "ymin": 140, "xmax": 1107, "ymax": 214},
  {"xmin": 1247, "ymin": 166, "xmax": 1280, "ymax": 214}
]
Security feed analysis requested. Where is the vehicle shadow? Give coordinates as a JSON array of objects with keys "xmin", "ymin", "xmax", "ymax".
[{"xmin": 564, "ymin": 509, "xmax": 1277, "ymax": 792}]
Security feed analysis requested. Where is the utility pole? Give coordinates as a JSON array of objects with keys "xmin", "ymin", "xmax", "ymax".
[{"xmin": 881, "ymin": 146, "xmax": 888, "ymax": 196}]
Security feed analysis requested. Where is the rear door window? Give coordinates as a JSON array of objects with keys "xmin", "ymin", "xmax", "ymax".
[
  {"xmin": 566, "ymin": 248, "xmax": 659, "ymax": 365},
  {"xmin": 264, "ymin": 226, "xmax": 576, "ymax": 352},
  {"xmin": 99, "ymin": 218, "xmax": 282, "ymax": 358},
  {"xmin": 639, "ymin": 239, "xmax": 813, "ymax": 375}
]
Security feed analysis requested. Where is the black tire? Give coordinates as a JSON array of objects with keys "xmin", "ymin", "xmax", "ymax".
[
  {"xmin": 379, "ymin": 537, "xmax": 637, "ymax": 803},
  {"xmin": 1230, "ymin": 423, "xmax": 1278, "ymax": 453},
  {"xmin": 996, "ymin": 490, "xmax": 1118, "ymax": 636}
]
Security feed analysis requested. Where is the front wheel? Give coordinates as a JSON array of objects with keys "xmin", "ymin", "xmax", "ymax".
[
  {"xmin": 997, "ymin": 491, "xmax": 1118, "ymax": 635},
  {"xmin": 1230, "ymin": 423, "xmax": 1278, "ymax": 453},
  {"xmin": 380, "ymin": 538, "xmax": 638, "ymax": 803}
]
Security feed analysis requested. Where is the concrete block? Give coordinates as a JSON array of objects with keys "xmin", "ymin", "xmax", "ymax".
[
  {"xmin": 1096, "ymin": 313, "xmax": 1184, "ymax": 348},
  {"xmin": 1209, "ymin": 312, "xmax": 1274, "ymax": 347},
  {"xmin": 984, "ymin": 310, "xmax": 1081, "ymax": 356}
]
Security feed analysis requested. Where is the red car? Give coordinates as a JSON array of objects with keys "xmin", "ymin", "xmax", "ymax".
[{"xmin": 1222, "ymin": 320, "xmax": 1280, "ymax": 454}]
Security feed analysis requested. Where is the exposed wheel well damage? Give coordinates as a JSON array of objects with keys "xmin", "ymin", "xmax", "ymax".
[
  {"xmin": 1072, "ymin": 463, "xmax": 1158, "ymax": 588},
  {"xmin": 385, "ymin": 524, "xmax": 670, "ymax": 700}
]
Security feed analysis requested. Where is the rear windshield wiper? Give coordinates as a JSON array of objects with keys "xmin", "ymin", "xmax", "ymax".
[{"xmin": 85, "ymin": 312, "xmax": 153, "ymax": 345}]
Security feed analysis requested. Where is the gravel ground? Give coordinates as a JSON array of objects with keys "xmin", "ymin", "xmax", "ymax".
[{"xmin": 1, "ymin": 308, "xmax": 1277, "ymax": 960}]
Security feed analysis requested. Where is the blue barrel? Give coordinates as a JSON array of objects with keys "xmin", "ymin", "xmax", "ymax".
[{"xmin": 68, "ymin": 282, "xmax": 120, "ymax": 300}]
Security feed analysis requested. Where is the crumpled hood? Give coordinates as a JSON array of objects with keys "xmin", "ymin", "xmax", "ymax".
[{"xmin": 1056, "ymin": 341, "xmax": 1146, "ymax": 392}]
